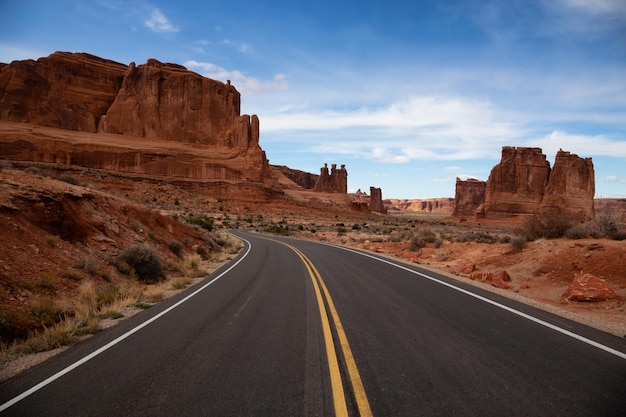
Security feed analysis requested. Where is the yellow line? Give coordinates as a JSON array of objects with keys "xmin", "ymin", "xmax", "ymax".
[
  {"xmin": 290, "ymin": 246, "xmax": 349, "ymax": 417},
  {"xmin": 257, "ymin": 235, "xmax": 373, "ymax": 416},
  {"xmin": 303, "ymin": 250, "xmax": 374, "ymax": 417}
]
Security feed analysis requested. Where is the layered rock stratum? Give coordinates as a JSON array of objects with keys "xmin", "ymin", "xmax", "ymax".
[
  {"xmin": 0, "ymin": 52, "xmax": 276, "ymax": 199},
  {"xmin": 454, "ymin": 147, "xmax": 595, "ymax": 220}
]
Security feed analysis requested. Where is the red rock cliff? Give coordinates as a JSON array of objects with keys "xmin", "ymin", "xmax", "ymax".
[
  {"xmin": 452, "ymin": 146, "xmax": 595, "ymax": 220},
  {"xmin": 540, "ymin": 149, "xmax": 595, "ymax": 220},
  {"xmin": 0, "ymin": 52, "xmax": 275, "ymax": 195},
  {"xmin": 452, "ymin": 178, "xmax": 486, "ymax": 217},
  {"xmin": 483, "ymin": 146, "xmax": 551, "ymax": 215}
]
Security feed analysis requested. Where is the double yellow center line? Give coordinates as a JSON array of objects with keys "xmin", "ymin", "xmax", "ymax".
[{"xmin": 280, "ymin": 241, "xmax": 373, "ymax": 417}]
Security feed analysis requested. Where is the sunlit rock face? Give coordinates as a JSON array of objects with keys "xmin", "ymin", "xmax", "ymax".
[
  {"xmin": 453, "ymin": 147, "xmax": 595, "ymax": 221},
  {"xmin": 0, "ymin": 52, "xmax": 277, "ymax": 196}
]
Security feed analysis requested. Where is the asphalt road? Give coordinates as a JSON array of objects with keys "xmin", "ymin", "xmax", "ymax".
[{"xmin": 1, "ymin": 230, "xmax": 625, "ymax": 416}]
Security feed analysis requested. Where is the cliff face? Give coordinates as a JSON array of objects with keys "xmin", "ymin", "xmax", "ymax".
[
  {"xmin": 0, "ymin": 52, "xmax": 275, "ymax": 195},
  {"xmin": 540, "ymin": 150, "xmax": 595, "ymax": 220},
  {"xmin": 0, "ymin": 52, "xmax": 126, "ymax": 132},
  {"xmin": 453, "ymin": 147, "xmax": 595, "ymax": 220},
  {"xmin": 452, "ymin": 178, "xmax": 486, "ymax": 217},
  {"xmin": 98, "ymin": 59, "xmax": 243, "ymax": 145},
  {"xmin": 273, "ymin": 165, "xmax": 319, "ymax": 190},
  {"xmin": 483, "ymin": 147, "xmax": 551, "ymax": 214}
]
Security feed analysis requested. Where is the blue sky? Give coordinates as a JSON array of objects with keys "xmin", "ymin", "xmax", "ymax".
[{"xmin": 1, "ymin": 0, "xmax": 625, "ymax": 198}]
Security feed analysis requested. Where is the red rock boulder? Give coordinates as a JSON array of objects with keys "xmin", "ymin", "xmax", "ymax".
[{"xmin": 562, "ymin": 273, "xmax": 616, "ymax": 302}]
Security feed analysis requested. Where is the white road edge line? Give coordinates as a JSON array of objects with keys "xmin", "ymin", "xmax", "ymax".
[
  {"xmin": 0, "ymin": 237, "xmax": 252, "ymax": 413},
  {"xmin": 320, "ymin": 241, "xmax": 626, "ymax": 361}
]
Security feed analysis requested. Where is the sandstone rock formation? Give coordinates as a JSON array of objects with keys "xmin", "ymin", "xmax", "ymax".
[
  {"xmin": 312, "ymin": 163, "xmax": 347, "ymax": 193},
  {"xmin": 369, "ymin": 187, "xmax": 387, "ymax": 214},
  {"xmin": 540, "ymin": 150, "xmax": 595, "ymax": 220},
  {"xmin": 452, "ymin": 178, "xmax": 486, "ymax": 217},
  {"xmin": 483, "ymin": 147, "xmax": 551, "ymax": 215},
  {"xmin": 0, "ymin": 52, "xmax": 277, "ymax": 199},
  {"xmin": 453, "ymin": 147, "xmax": 595, "ymax": 220},
  {"xmin": 0, "ymin": 52, "xmax": 126, "ymax": 132},
  {"xmin": 562, "ymin": 272, "xmax": 616, "ymax": 302}
]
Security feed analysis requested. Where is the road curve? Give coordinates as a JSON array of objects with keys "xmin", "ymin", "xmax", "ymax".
[{"xmin": 0, "ymin": 230, "xmax": 625, "ymax": 416}]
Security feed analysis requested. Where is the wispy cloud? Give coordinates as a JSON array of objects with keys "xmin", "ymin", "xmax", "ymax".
[
  {"xmin": 260, "ymin": 95, "xmax": 521, "ymax": 163},
  {"xmin": 184, "ymin": 60, "xmax": 288, "ymax": 95},
  {"xmin": 144, "ymin": 8, "xmax": 178, "ymax": 33},
  {"xmin": 562, "ymin": 0, "xmax": 626, "ymax": 16},
  {"xmin": 528, "ymin": 131, "xmax": 626, "ymax": 159}
]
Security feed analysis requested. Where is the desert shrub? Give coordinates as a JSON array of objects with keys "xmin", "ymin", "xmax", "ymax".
[
  {"xmin": 168, "ymin": 240, "xmax": 184, "ymax": 257},
  {"xmin": 520, "ymin": 212, "xmax": 576, "ymax": 240},
  {"xmin": 509, "ymin": 236, "xmax": 527, "ymax": 252},
  {"xmin": 265, "ymin": 224, "xmax": 290, "ymax": 235},
  {"xmin": 410, "ymin": 237, "xmax": 426, "ymax": 251},
  {"xmin": 187, "ymin": 215, "xmax": 214, "ymax": 231},
  {"xmin": 29, "ymin": 298, "xmax": 66, "ymax": 327},
  {"xmin": 216, "ymin": 232, "xmax": 243, "ymax": 254},
  {"xmin": 171, "ymin": 277, "xmax": 193, "ymax": 290},
  {"xmin": 434, "ymin": 239, "xmax": 443, "ymax": 249},
  {"xmin": 565, "ymin": 224, "xmax": 593, "ymax": 239},
  {"xmin": 594, "ymin": 208, "xmax": 626, "ymax": 240},
  {"xmin": 337, "ymin": 226, "xmax": 347, "ymax": 235},
  {"xmin": 0, "ymin": 160, "xmax": 13, "ymax": 170},
  {"xmin": 456, "ymin": 232, "xmax": 499, "ymax": 244},
  {"xmin": 352, "ymin": 223, "xmax": 361, "ymax": 230},
  {"xmin": 57, "ymin": 174, "xmax": 80, "ymax": 185},
  {"xmin": 75, "ymin": 257, "xmax": 98, "ymax": 276},
  {"xmin": 24, "ymin": 166, "xmax": 43, "ymax": 176},
  {"xmin": 62, "ymin": 269, "xmax": 85, "ymax": 281},
  {"xmin": 196, "ymin": 245, "xmax": 210, "ymax": 260},
  {"xmin": 116, "ymin": 244, "xmax": 164, "ymax": 283},
  {"xmin": 184, "ymin": 253, "xmax": 202, "ymax": 271}
]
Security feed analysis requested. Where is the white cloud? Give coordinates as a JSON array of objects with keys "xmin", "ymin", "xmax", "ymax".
[
  {"xmin": 604, "ymin": 175, "xmax": 618, "ymax": 182},
  {"xmin": 259, "ymin": 95, "xmax": 521, "ymax": 162},
  {"xmin": 184, "ymin": 60, "xmax": 288, "ymax": 96},
  {"xmin": 528, "ymin": 131, "xmax": 626, "ymax": 159},
  {"xmin": 144, "ymin": 8, "xmax": 178, "ymax": 33}
]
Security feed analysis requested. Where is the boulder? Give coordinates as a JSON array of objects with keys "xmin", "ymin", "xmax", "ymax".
[{"xmin": 562, "ymin": 273, "xmax": 616, "ymax": 302}]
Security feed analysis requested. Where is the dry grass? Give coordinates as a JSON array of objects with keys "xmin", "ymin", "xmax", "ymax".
[{"xmin": 1, "ymin": 280, "xmax": 143, "ymax": 359}]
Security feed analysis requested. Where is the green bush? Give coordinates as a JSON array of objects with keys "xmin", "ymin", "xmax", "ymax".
[
  {"xmin": 116, "ymin": 245, "xmax": 164, "ymax": 283},
  {"xmin": 187, "ymin": 215, "xmax": 214, "ymax": 231}
]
